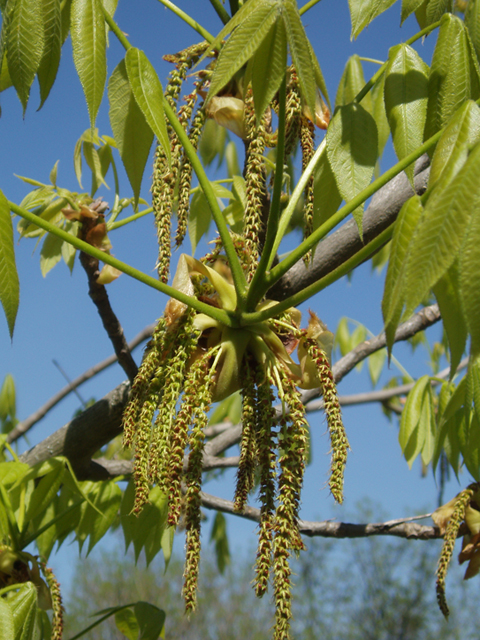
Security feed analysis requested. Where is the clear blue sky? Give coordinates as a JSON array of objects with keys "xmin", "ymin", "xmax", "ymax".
[{"xmin": 0, "ymin": 1, "xmax": 462, "ymax": 593}]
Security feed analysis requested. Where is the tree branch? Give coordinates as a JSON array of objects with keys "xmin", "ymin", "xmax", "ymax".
[
  {"xmin": 79, "ymin": 249, "xmax": 139, "ymax": 383},
  {"xmin": 8, "ymin": 324, "xmax": 155, "ymax": 444},
  {"xmin": 268, "ymin": 155, "xmax": 430, "ymax": 301},
  {"xmin": 200, "ymin": 491, "xmax": 442, "ymax": 540}
]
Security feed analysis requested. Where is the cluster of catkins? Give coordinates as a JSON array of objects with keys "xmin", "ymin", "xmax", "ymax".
[
  {"xmin": 126, "ymin": 41, "xmax": 339, "ymax": 640},
  {"xmin": 123, "ymin": 254, "xmax": 348, "ymax": 640}
]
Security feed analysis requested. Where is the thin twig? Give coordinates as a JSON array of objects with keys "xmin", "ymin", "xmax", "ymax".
[{"xmin": 8, "ymin": 324, "xmax": 155, "ymax": 444}]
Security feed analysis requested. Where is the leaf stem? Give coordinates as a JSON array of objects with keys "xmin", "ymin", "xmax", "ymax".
[
  {"xmin": 108, "ymin": 207, "xmax": 153, "ymax": 230},
  {"xmin": 101, "ymin": 5, "xmax": 131, "ymax": 51},
  {"xmin": 246, "ymin": 73, "xmax": 287, "ymax": 311},
  {"xmin": 299, "ymin": 0, "xmax": 323, "ymax": 15},
  {"xmin": 242, "ymin": 224, "xmax": 395, "ymax": 325},
  {"xmin": 208, "ymin": 0, "xmax": 231, "ymax": 24},
  {"xmin": 264, "ymin": 129, "xmax": 442, "ymax": 291},
  {"xmin": 156, "ymin": 0, "xmax": 214, "ymax": 42},
  {"xmin": 9, "ymin": 202, "xmax": 236, "ymax": 327}
]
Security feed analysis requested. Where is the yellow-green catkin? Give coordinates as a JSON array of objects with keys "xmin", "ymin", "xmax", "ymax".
[
  {"xmin": 233, "ymin": 358, "xmax": 258, "ymax": 513},
  {"xmin": 183, "ymin": 348, "xmax": 219, "ymax": 613},
  {"xmin": 303, "ymin": 337, "xmax": 349, "ymax": 503},
  {"xmin": 243, "ymin": 88, "xmax": 268, "ymax": 280},
  {"xmin": 153, "ymin": 42, "xmax": 210, "ymax": 283},
  {"xmin": 41, "ymin": 563, "xmax": 64, "ymax": 640},
  {"xmin": 175, "ymin": 99, "xmax": 207, "ymax": 247},
  {"xmin": 254, "ymin": 373, "xmax": 277, "ymax": 598},
  {"xmin": 284, "ymin": 70, "xmax": 302, "ymax": 158},
  {"xmin": 300, "ymin": 117, "xmax": 315, "ymax": 265},
  {"xmin": 436, "ymin": 487, "xmax": 475, "ymax": 618}
]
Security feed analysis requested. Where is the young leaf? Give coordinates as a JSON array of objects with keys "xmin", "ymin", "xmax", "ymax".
[
  {"xmin": 71, "ymin": 0, "xmax": 106, "ymax": 128},
  {"xmin": 9, "ymin": 582, "xmax": 38, "ymax": 640},
  {"xmin": 37, "ymin": 0, "xmax": 61, "ymax": 109},
  {"xmin": 125, "ymin": 47, "xmax": 171, "ymax": 164},
  {"xmin": 115, "ymin": 609, "xmax": 138, "ymax": 640},
  {"xmin": 424, "ymin": 14, "xmax": 480, "ymax": 140},
  {"xmin": 348, "ymin": 0, "xmax": 398, "ymax": 39},
  {"xmin": 40, "ymin": 231, "xmax": 63, "ymax": 276},
  {"xmin": 398, "ymin": 374, "xmax": 431, "ymax": 466},
  {"xmin": 248, "ymin": 17, "xmax": 287, "ymax": 121},
  {"xmin": 210, "ymin": 511, "xmax": 231, "ymax": 574},
  {"xmin": 383, "ymin": 44, "xmax": 429, "ymax": 185},
  {"xmin": 0, "ymin": 190, "xmax": 20, "ymax": 339},
  {"xmin": 82, "ymin": 141, "xmax": 107, "ymax": 195},
  {"xmin": 433, "ymin": 263, "xmax": 467, "ymax": 378},
  {"xmin": 466, "ymin": 0, "xmax": 480, "ymax": 61},
  {"xmin": 189, "ymin": 188, "xmax": 212, "ymax": 255},
  {"xmin": 0, "ymin": 598, "xmax": 14, "ymax": 640},
  {"xmin": 326, "ymin": 102, "xmax": 378, "ymax": 235},
  {"xmin": 401, "ymin": 0, "xmax": 425, "ymax": 24},
  {"xmin": 5, "ymin": 0, "xmax": 44, "ymax": 113},
  {"xmin": 404, "ymin": 141, "xmax": 480, "ymax": 321},
  {"xmin": 312, "ymin": 152, "xmax": 342, "ymax": 228},
  {"xmin": 458, "ymin": 187, "xmax": 480, "ymax": 359},
  {"xmin": 335, "ymin": 55, "xmax": 372, "ymax": 112},
  {"xmin": 134, "ymin": 602, "xmax": 166, "ymax": 640},
  {"xmin": 108, "ymin": 59, "xmax": 154, "ymax": 205},
  {"xmin": 76, "ymin": 480, "xmax": 122, "ymax": 555},
  {"xmin": 425, "ymin": 0, "xmax": 453, "ymax": 24},
  {"xmin": 371, "ymin": 72, "xmax": 390, "ymax": 156},
  {"xmin": 428, "ymin": 100, "xmax": 480, "ymax": 190},
  {"xmin": 23, "ymin": 461, "xmax": 64, "ymax": 523},
  {"xmin": 382, "ymin": 195, "xmax": 423, "ymax": 352}
]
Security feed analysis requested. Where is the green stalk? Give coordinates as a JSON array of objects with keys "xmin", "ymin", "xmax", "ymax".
[
  {"xmin": 10, "ymin": 202, "xmax": 236, "ymax": 328},
  {"xmin": 101, "ymin": 10, "xmax": 247, "ymax": 306},
  {"xmin": 229, "ymin": 0, "xmax": 239, "ymax": 15},
  {"xmin": 163, "ymin": 100, "xmax": 248, "ymax": 306},
  {"xmin": 209, "ymin": 0, "xmax": 231, "ymax": 24},
  {"xmin": 299, "ymin": 0, "xmax": 322, "ymax": 15},
  {"xmin": 108, "ymin": 207, "xmax": 153, "ymax": 231},
  {"xmin": 263, "ymin": 128, "xmax": 443, "ymax": 294},
  {"xmin": 242, "ymin": 224, "xmax": 394, "ymax": 325},
  {"xmin": 101, "ymin": 6, "xmax": 131, "ymax": 50},
  {"xmin": 246, "ymin": 73, "xmax": 287, "ymax": 311},
  {"xmin": 156, "ymin": 0, "xmax": 214, "ymax": 42}
]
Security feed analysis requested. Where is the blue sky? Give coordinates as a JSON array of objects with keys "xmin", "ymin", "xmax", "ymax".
[{"xmin": 0, "ymin": 0, "xmax": 463, "ymax": 592}]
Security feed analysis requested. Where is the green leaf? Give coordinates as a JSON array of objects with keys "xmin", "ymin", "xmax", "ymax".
[
  {"xmin": 433, "ymin": 263, "xmax": 467, "ymax": 377},
  {"xmin": 39, "ymin": 232, "xmax": 63, "ymax": 276},
  {"xmin": 424, "ymin": 14, "xmax": 480, "ymax": 140},
  {"xmin": 82, "ymin": 141, "xmax": 107, "ymax": 196},
  {"xmin": 312, "ymin": 151, "xmax": 342, "ymax": 228},
  {"xmin": 248, "ymin": 17, "xmax": 287, "ymax": 121},
  {"xmin": 37, "ymin": 0, "xmax": 61, "ymax": 109},
  {"xmin": 199, "ymin": 118, "xmax": 228, "ymax": 167},
  {"xmin": 0, "ymin": 374, "xmax": 16, "ymax": 421},
  {"xmin": 206, "ymin": 1, "xmax": 279, "ymax": 104},
  {"xmin": 210, "ymin": 512, "xmax": 230, "ymax": 574},
  {"xmin": 335, "ymin": 55, "xmax": 372, "ymax": 112},
  {"xmin": 404, "ymin": 141, "xmax": 480, "ymax": 320},
  {"xmin": 9, "ymin": 582, "xmax": 38, "ymax": 640},
  {"xmin": 160, "ymin": 526, "xmax": 174, "ymax": 572},
  {"xmin": 24, "ymin": 460, "xmax": 64, "ymax": 523},
  {"xmin": 459, "ymin": 410, "xmax": 480, "ymax": 479},
  {"xmin": 70, "ymin": 0, "xmax": 106, "ymax": 128},
  {"xmin": 400, "ymin": 0, "xmax": 425, "ymax": 24},
  {"xmin": 466, "ymin": 0, "xmax": 480, "ymax": 62},
  {"xmin": 134, "ymin": 602, "xmax": 166, "ymax": 640},
  {"xmin": 425, "ymin": 0, "xmax": 453, "ymax": 24},
  {"xmin": 0, "ymin": 598, "xmax": 14, "ymax": 640},
  {"xmin": 108, "ymin": 59, "xmax": 154, "ymax": 205},
  {"xmin": 399, "ymin": 374, "xmax": 431, "ymax": 465},
  {"xmin": 371, "ymin": 71, "xmax": 390, "ymax": 157},
  {"xmin": 115, "ymin": 609, "xmax": 138, "ymax": 640},
  {"xmin": 76, "ymin": 480, "xmax": 122, "ymax": 554},
  {"xmin": 383, "ymin": 44, "xmax": 429, "ymax": 185},
  {"xmin": 121, "ymin": 483, "xmax": 168, "ymax": 563},
  {"xmin": 468, "ymin": 357, "xmax": 480, "ymax": 425},
  {"xmin": 189, "ymin": 188, "xmax": 212, "ymax": 255},
  {"xmin": 348, "ymin": 0, "xmax": 398, "ymax": 39},
  {"xmin": 283, "ymin": 0, "xmax": 318, "ymax": 119},
  {"xmin": 5, "ymin": 0, "xmax": 44, "ymax": 113},
  {"xmin": 326, "ymin": 102, "xmax": 378, "ymax": 235},
  {"xmin": 125, "ymin": 47, "xmax": 170, "ymax": 164},
  {"xmin": 368, "ymin": 348, "xmax": 386, "ymax": 387},
  {"xmin": 0, "ymin": 190, "xmax": 19, "ymax": 339},
  {"xmin": 428, "ymin": 100, "xmax": 480, "ymax": 190},
  {"xmin": 382, "ymin": 195, "xmax": 423, "ymax": 352},
  {"xmin": 458, "ymin": 184, "xmax": 480, "ymax": 359}
]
